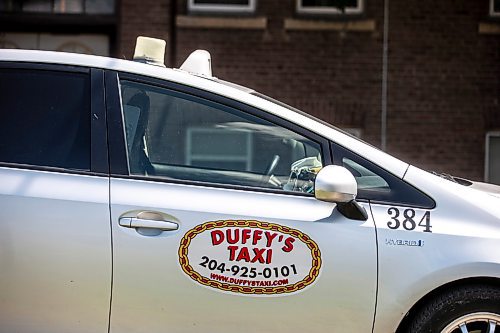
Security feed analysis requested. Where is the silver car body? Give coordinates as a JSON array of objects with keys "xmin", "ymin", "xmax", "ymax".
[{"xmin": 0, "ymin": 49, "xmax": 499, "ymax": 333}]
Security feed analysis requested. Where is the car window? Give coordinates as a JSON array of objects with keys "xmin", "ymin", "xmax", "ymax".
[
  {"xmin": 342, "ymin": 157, "xmax": 389, "ymax": 190},
  {"xmin": 332, "ymin": 142, "xmax": 435, "ymax": 208},
  {"xmin": 0, "ymin": 68, "xmax": 90, "ymax": 170},
  {"xmin": 119, "ymin": 80, "xmax": 323, "ymax": 194}
]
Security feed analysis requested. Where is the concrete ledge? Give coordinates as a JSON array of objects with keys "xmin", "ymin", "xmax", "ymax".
[
  {"xmin": 478, "ymin": 22, "xmax": 500, "ymax": 34},
  {"xmin": 284, "ymin": 18, "xmax": 375, "ymax": 31},
  {"xmin": 176, "ymin": 15, "xmax": 267, "ymax": 30}
]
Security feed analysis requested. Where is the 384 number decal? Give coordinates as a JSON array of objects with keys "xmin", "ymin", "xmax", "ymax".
[{"xmin": 387, "ymin": 207, "xmax": 432, "ymax": 232}]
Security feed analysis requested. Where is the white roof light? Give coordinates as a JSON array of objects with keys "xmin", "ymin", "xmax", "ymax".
[
  {"xmin": 179, "ymin": 50, "xmax": 213, "ymax": 77},
  {"xmin": 133, "ymin": 36, "xmax": 166, "ymax": 67}
]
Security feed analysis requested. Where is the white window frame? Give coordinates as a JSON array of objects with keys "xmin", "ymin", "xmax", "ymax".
[
  {"xmin": 296, "ymin": 0, "xmax": 363, "ymax": 15},
  {"xmin": 485, "ymin": 131, "xmax": 500, "ymax": 183},
  {"xmin": 188, "ymin": 0, "xmax": 256, "ymax": 13},
  {"xmin": 186, "ymin": 127, "xmax": 253, "ymax": 172},
  {"xmin": 490, "ymin": 0, "xmax": 500, "ymax": 16}
]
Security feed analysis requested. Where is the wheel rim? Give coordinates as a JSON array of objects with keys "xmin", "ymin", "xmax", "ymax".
[{"xmin": 441, "ymin": 312, "xmax": 500, "ymax": 333}]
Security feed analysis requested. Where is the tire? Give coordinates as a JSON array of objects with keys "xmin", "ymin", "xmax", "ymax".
[{"xmin": 407, "ymin": 285, "xmax": 500, "ymax": 333}]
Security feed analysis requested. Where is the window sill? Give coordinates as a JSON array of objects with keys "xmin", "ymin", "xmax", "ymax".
[
  {"xmin": 478, "ymin": 21, "xmax": 500, "ymax": 34},
  {"xmin": 176, "ymin": 15, "xmax": 267, "ymax": 30},
  {"xmin": 284, "ymin": 18, "xmax": 375, "ymax": 32}
]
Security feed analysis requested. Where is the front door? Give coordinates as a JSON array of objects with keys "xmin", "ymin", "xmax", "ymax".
[{"xmin": 107, "ymin": 72, "xmax": 377, "ymax": 332}]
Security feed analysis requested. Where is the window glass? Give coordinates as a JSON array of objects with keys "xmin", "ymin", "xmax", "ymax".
[
  {"xmin": 0, "ymin": 68, "xmax": 90, "ymax": 170},
  {"xmin": 188, "ymin": 0, "xmax": 255, "ymax": 12},
  {"xmin": 0, "ymin": 33, "xmax": 110, "ymax": 56},
  {"xmin": 53, "ymin": 0, "xmax": 83, "ymax": 13},
  {"xmin": 332, "ymin": 142, "xmax": 434, "ymax": 208},
  {"xmin": 342, "ymin": 157, "xmax": 389, "ymax": 191},
  {"xmin": 82, "ymin": 0, "xmax": 115, "ymax": 14},
  {"xmin": 194, "ymin": 0, "xmax": 250, "ymax": 4},
  {"xmin": 0, "ymin": 0, "xmax": 115, "ymax": 14},
  {"xmin": 302, "ymin": 0, "xmax": 358, "ymax": 7},
  {"xmin": 21, "ymin": 0, "xmax": 52, "ymax": 12},
  {"xmin": 492, "ymin": 0, "xmax": 500, "ymax": 15},
  {"xmin": 120, "ymin": 80, "xmax": 323, "ymax": 194},
  {"xmin": 297, "ymin": 0, "xmax": 362, "ymax": 14},
  {"xmin": 486, "ymin": 133, "xmax": 500, "ymax": 185}
]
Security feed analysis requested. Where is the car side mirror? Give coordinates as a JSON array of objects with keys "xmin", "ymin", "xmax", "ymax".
[
  {"xmin": 314, "ymin": 165, "xmax": 357, "ymax": 203},
  {"xmin": 314, "ymin": 165, "xmax": 368, "ymax": 221}
]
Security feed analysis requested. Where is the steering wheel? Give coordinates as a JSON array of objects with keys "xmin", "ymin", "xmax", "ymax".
[{"xmin": 261, "ymin": 155, "xmax": 280, "ymax": 186}]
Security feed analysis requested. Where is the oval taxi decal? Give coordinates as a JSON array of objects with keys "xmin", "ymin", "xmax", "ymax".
[{"xmin": 178, "ymin": 220, "xmax": 321, "ymax": 296}]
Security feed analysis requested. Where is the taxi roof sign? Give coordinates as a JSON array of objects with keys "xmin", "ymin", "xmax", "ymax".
[{"xmin": 133, "ymin": 36, "xmax": 166, "ymax": 67}]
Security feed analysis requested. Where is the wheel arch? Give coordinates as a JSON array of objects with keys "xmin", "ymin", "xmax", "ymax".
[{"xmin": 395, "ymin": 276, "xmax": 500, "ymax": 333}]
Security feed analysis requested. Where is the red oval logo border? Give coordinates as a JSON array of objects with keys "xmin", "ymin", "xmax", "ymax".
[{"xmin": 178, "ymin": 220, "xmax": 322, "ymax": 295}]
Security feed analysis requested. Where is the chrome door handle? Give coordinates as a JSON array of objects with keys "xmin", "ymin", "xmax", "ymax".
[
  {"xmin": 119, "ymin": 211, "xmax": 179, "ymax": 231},
  {"xmin": 119, "ymin": 217, "xmax": 179, "ymax": 231}
]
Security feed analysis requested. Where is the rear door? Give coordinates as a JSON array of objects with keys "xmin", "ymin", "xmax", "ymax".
[
  {"xmin": 0, "ymin": 64, "xmax": 111, "ymax": 332},
  {"xmin": 107, "ymin": 71, "xmax": 378, "ymax": 333}
]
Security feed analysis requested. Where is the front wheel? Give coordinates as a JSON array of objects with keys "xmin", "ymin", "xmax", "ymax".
[
  {"xmin": 441, "ymin": 312, "xmax": 500, "ymax": 333},
  {"xmin": 408, "ymin": 285, "xmax": 500, "ymax": 333}
]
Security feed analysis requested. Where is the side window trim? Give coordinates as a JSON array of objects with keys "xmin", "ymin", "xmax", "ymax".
[
  {"xmin": 105, "ymin": 70, "xmax": 332, "ymax": 195},
  {"xmin": 0, "ymin": 62, "xmax": 89, "ymax": 74},
  {"xmin": 90, "ymin": 68, "xmax": 109, "ymax": 175},
  {"xmin": 0, "ymin": 62, "xmax": 105, "ymax": 176},
  {"xmin": 105, "ymin": 70, "xmax": 129, "ymax": 176}
]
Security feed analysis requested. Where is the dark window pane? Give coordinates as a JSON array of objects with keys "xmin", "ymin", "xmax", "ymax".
[
  {"xmin": 193, "ymin": 0, "xmax": 249, "ymax": 5},
  {"xmin": 21, "ymin": 0, "xmax": 51, "ymax": 12},
  {"xmin": 0, "ymin": 0, "xmax": 114, "ymax": 14},
  {"xmin": 488, "ymin": 136, "xmax": 500, "ymax": 185},
  {"xmin": 0, "ymin": 68, "xmax": 90, "ymax": 170},
  {"xmin": 0, "ymin": 1, "xmax": 22, "ymax": 11},
  {"xmin": 53, "ymin": 0, "xmax": 84, "ymax": 13},
  {"xmin": 332, "ymin": 142, "xmax": 435, "ymax": 208},
  {"xmin": 302, "ymin": 0, "xmax": 358, "ymax": 8},
  {"xmin": 120, "ymin": 80, "xmax": 323, "ymax": 193},
  {"xmin": 85, "ymin": 0, "xmax": 114, "ymax": 14}
]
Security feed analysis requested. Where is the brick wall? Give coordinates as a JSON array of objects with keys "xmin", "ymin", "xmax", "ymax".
[
  {"xmin": 386, "ymin": 0, "xmax": 500, "ymax": 180},
  {"xmin": 118, "ymin": 0, "xmax": 500, "ymax": 181},
  {"xmin": 175, "ymin": 0, "xmax": 383, "ymax": 143},
  {"xmin": 118, "ymin": 0, "xmax": 173, "ymax": 64}
]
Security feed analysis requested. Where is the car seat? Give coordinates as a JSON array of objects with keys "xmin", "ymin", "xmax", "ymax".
[{"xmin": 126, "ymin": 91, "xmax": 155, "ymax": 176}]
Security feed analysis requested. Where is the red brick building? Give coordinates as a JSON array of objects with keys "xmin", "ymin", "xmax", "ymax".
[{"xmin": 1, "ymin": 0, "xmax": 499, "ymax": 183}]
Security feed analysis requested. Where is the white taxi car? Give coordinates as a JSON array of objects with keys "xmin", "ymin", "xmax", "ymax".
[{"xmin": 0, "ymin": 37, "xmax": 499, "ymax": 333}]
